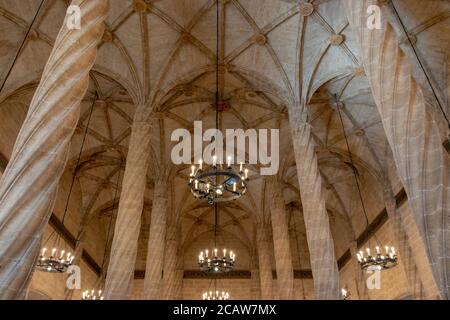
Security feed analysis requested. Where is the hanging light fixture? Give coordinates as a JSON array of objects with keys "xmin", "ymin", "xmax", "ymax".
[
  {"xmin": 356, "ymin": 245, "xmax": 398, "ymax": 271},
  {"xmin": 37, "ymin": 93, "xmax": 98, "ymax": 273},
  {"xmin": 189, "ymin": 159, "xmax": 249, "ymax": 205},
  {"xmin": 187, "ymin": 0, "xmax": 249, "ymax": 205},
  {"xmin": 335, "ymin": 99, "xmax": 398, "ymax": 271},
  {"xmin": 198, "ymin": 204, "xmax": 236, "ymax": 273},
  {"xmin": 198, "ymin": 248, "xmax": 236, "ymax": 273},
  {"xmin": 37, "ymin": 245, "xmax": 74, "ymax": 273},
  {"xmin": 82, "ymin": 157, "xmax": 123, "ymax": 300}
]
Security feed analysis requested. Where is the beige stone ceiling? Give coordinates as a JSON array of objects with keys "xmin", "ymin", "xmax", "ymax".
[{"xmin": 0, "ymin": 0, "xmax": 449, "ymax": 270}]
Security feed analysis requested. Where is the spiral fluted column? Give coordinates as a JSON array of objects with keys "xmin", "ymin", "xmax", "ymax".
[
  {"xmin": 345, "ymin": 0, "xmax": 450, "ymax": 298},
  {"xmin": 269, "ymin": 177, "xmax": 294, "ymax": 300},
  {"xmin": 143, "ymin": 176, "xmax": 168, "ymax": 300},
  {"xmin": 256, "ymin": 223, "xmax": 273, "ymax": 300},
  {"xmin": 288, "ymin": 111, "xmax": 340, "ymax": 300},
  {"xmin": 104, "ymin": 122, "xmax": 152, "ymax": 300},
  {"xmin": 0, "ymin": 0, "xmax": 108, "ymax": 299}
]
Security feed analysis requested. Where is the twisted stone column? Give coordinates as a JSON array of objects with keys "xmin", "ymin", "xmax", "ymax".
[
  {"xmin": 143, "ymin": 177, "xmax": 168, "ymax": 299},
  {"xmin": 288, "ymin": 112, "xmax": 340, "ymax": 300},
  {"xmin": 269, "ymin": 177, "xmax": 294, "ymax": 300},
  {"xmin": 256, "ymin": 223, "xmax": 273, "ymax": 300},
  {"xmin": 0, "ymin": 0, "xmax": 108, "ymax": 299},
  {"xmin": 161, "ymin": 223, "xmax": 181, "ymax": 300},
  {"xmin": 345, "ymin": 0, "xmax": 450, "ymax": 298},
  {"xmin": 104, "ymin": 122, "xmax": 152, "ymax": 300}
]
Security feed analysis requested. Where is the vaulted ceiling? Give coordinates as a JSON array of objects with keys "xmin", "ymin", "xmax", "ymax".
[{"xmin": 0, "ymin": 0, "xmax": 448, "ymax": 271}]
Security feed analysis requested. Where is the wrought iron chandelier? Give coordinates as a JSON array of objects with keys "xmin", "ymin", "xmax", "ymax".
[
  {"xmin": 37, "ymin": 246, "xmax": 74, "ymax": 273},
  {"xmin": 198, "ymin": 204, "xmax": 236, "ymax": 273},
  {"xmin": 37, "ymin": 93, "xmax": 98, "ymax": 273},
  {"xmin": 189, "ymin": 159, "xmax": 249, "ymax": 205},
  {"xmin": 82, "ymin": 289, "xmax": 104, "ymax": 300},
  {"xmin": 203, "ymin": 290, "xmax": 230, "ymax": 300},
  {"xmin": 356, "ymin": 246, "xmax": 398, "ymax": 271},
  {"xmin": 198, "ymin": 248, "xmax": 236, "ymax": 273},
  {"xmin": 335, "ymin": 100, "xmax": 398, "ymax": 272},
  {"xmin": 187, "ymin": 0, "xmax": 249, "ymax": 205}
]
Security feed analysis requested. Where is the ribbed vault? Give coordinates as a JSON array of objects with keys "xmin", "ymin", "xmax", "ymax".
[{"xmin": 0, "ymin": 0, "xmax": 449, "ymax": 293}]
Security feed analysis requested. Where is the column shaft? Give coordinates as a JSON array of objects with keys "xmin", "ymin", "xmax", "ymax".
[
  {"xmin": 0, "ymin": 0, "xmax": 108, "ymax": 299},
  {"xmin": 289, "ymin": 113, "xmax": 340, "ymax": 300},
  {"xmin": 143, "ymin": 178, "xmax": 168, "ymax": 299},
  {"xmin": 104, "ymin": 122, "xmax": 152, "ymax": 299},
  {"xmin": 269, "ymin": 177, "xmax": 294, "ymax": 300},
  {"xmin": 256, "ymin": 223, "xmax": 273, "ymax": 300},
  {"xmin": 161, "ymin": 223, "xmax": 181, "ymax": 300},
  {"xmin": 345, "ymin": 0, "xmax": 450, "ymax": 298},
  {"xmin": 251, "ymin": 269, "xmax": 261, "ymax": 300}
]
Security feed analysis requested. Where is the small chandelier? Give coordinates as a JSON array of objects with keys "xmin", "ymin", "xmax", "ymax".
[
  {"xmin": 189, "ymin": 157, "xmax": 249, "ymax": 204},
  {"xmin": 198, "ymin": 248, "xmax": 235, "ymax": 273},
  {"xmin": 356, "ymin": 246, "xmax": 398, "ymax": 271},
  {"xmin": 37, "ymin": 247, "xmax": 74, "ymax": 273},
  {"xmin": 203, "ymin": 290, "xmax": 230, "ymax": 300},
  {"xmin": 82, "ymin": 289, "xmax": 104, "ymax": 300}
]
